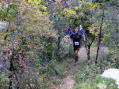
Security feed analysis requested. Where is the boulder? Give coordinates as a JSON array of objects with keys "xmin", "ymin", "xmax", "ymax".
[
  {"xmin": 101, "ymin": 68, "xmax": 119, "ymax": 88},
  {"xmin": 0, "ymin": 21, "xmax": 9, "ymax": 32},
  {"xmin": 97, "ymin": 83, "xmax": 107, "ymax": 89}
]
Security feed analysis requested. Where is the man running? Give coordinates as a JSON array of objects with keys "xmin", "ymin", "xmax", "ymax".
[{"xmin": 66, "ymin": 25, "xmax": 86, "ymax": 63}]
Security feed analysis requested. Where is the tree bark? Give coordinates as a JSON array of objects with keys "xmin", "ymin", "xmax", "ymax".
[
  {"xmin": 8, "ymin": 0, "xmax": 22, "ymax": 88},
  {"xmin": 9, "ymin": 49, "xmax": 15, "ymax": 89},
  {"xmin": 55, "ymin": 29, "xmax": 62, "ymax": 61},
  {"xmin": 84, "ymin": 35, "xmax": 94, "ymax": 60},
  {"xmin": 86, "ymin": 39, "xmax": 94, "ymax": 60},
  {"xmin": 87, "ymin": 45, "xmax": 91, "ymax": 60},
  {"xmin": 95, "ymin": 7, "xmax": 105, "ymax": 63}
]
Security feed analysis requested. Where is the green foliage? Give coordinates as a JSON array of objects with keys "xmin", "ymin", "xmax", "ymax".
[
  {"xmin": 74, "ymin": 55, "xmax": 119, "ymax": 84},
  {"xmin": 103, "ymin": 33, "xmax": 111, "ymax": 44},
  {"xmin": 0, "ymin": 73, "xmax": 9, "ymax": 89},
  {"xmin": 26, "ymin": 0, "xmax": 47, "ymax": 14},
  {"xmin": 96, "ymin": 76, "xmax": 117, "ymax": 86},
  {"xmin": 0, "ymin": 0, "xmax": 119, "ymax": 89},
  {"xmin": 73, "ymin": 82, "xmax": 97, "ymax": 89},
  {"xmin": 48, "ymin": 2, "xmax": 67, "ymax": 29},
  {"xmin": 0, "ymin": 3, "xmax": 17, "ymax": 20},
  {"xmin": 74, "ymin": 61, "xmax": 102, "ymax": 83},
  {"xmin": 93, "ymin": 0, "xmax": 111, "ymax": 3},
  {"xmin": 96, "ymin": 76, "xmax": 118, "ymax": 89},
  {"xmin": 27, "ymin": 0, "xmax": 42, "ymax": 4},
  {"xmin": 73, "ymin": 53, "xmax": 119, "ymax": 89},
  {"xmin": 73, "ymin": 76, "xmax": 118, "ymax": 89},
  {"xmin": 64, "ymin": 8, "xmax": 76, "ymax": 16},
  {"xmin": 73, "ymin": 60, "xmax": 118, "ymax": 89}
]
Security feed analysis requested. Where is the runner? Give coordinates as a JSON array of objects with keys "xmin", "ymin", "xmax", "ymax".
[{"xmin": 66, "ymin": 25, "xmax": 86, "ymax": 63}]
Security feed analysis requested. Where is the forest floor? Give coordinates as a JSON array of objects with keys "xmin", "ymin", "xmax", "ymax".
[{"xmin": 52, "ymin": 47, "xmax": 109, "ymax": 89}]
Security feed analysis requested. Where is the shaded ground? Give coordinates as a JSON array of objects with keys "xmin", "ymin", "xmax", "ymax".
[
  {"xmin": 52, "ymin": 47, "xmax": 109, "ymax": 89},
  {"xmin": 55, "ymin": 76, "xmax": 75, "ymax": 89},
  {"xmin": 78, "ymin": 47, "xmax": 109, "ymax": 60}
]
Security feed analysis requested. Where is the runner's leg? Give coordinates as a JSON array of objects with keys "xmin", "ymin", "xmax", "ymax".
[{"xmin": 74, "ymin": 48, "xmax": 79, "ymax": 63}]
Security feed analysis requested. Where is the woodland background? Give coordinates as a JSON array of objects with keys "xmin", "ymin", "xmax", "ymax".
[{"xmin": 0, "ymin": 0, "xmax": 119, "ymax": 89}]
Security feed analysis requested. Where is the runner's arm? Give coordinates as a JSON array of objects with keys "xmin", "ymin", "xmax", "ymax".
[{"xmin": 65, "ymin": 28, "xmax": 73, "ymax": 44}]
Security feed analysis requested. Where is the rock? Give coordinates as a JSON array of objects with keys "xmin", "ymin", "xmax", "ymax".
[
  {"xmin": 0, "ymin": 21, "xmax": 9, "ymax": 32},
  {"xmin": 101, "ymin": 68, "xmax": 119, "ymax": 88},
  {"xmin": 97, "ymin": 83, "xmax": 107, "ymax": 89}
]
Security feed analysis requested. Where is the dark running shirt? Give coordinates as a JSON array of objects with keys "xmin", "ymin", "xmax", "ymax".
[
  {"xmin": 70, "ymin": 33, "xmax": 82, "ymax": 47},
  {"xmin": 66, "ymin": 27, "xmax": 85, "ymax": 49}
]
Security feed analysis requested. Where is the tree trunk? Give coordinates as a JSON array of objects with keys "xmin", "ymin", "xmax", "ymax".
[
  {"xmin": 87, "ymin": 45, "xmax": 91, "ymax": 60},
  {"xmin": 57, "ymin": 35, "xmax": 61, "ymax": 50},
  {"xmin": 55, "ymin": 29, "xmax": 62, "ymax": 61},
  {"xmin": 9, "ymin": 50, "xmax": 16, "ymax": 89},
  {"xmin": 8, "ymin": 0, "xmax": 22, "ymax": 88},
  {"xmin": 95, "ymin": 7, "xmax": 104, "ymax": 63},
  {"xmin": 84, "ymin": 37, "xmax": 94, "ymax": 60},
  {"xmin": 9, "ymin": 75, "xmax": 13, "ymax": 89}
]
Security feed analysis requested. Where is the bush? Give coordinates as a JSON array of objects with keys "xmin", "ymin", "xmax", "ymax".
[
  {"xmin": 73, "ymin": 76, "xmax": 118, "ymax": 89},
  {"xmin": 73, "ymin": 56, "xmax": 119, "ymax": 89},
  {"xmin": 0, "ymin": 73, "xmax": 9, "ymax": 89},
  {"xmin": 73, "ymin": 82, "xmax": 97, "ymax": 89},
  {"xmin": 96, "ymin": 76, "xmax": 118, "ymax": 89}
]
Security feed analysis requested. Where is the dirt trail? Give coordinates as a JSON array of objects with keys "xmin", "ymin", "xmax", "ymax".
[
  {"xmin": 56, "ymin": 76, "xmax": 75, "ymax": 89},
  {"xmin": 53, "ymin": 47, "xmax": 109, "ymax": 89},
  {"xmin": 78, "ymin": 47, "xmax": 109, "ymax": 60}
]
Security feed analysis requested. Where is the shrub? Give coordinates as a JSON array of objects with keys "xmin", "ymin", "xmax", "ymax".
[
  {"xmin": 73, "ymin": 76, "xmax": 118, "ymax": 89},
  {"xmin": 96, "ymin": 76, "xmax": 118, "ymax": 89}
]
